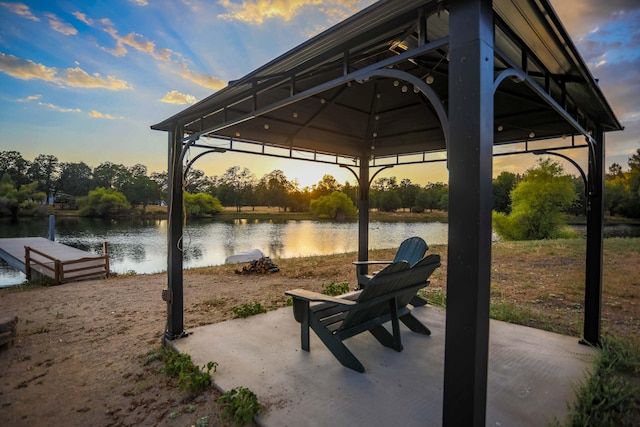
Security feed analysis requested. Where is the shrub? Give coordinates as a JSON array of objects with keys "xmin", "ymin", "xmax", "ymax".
[
  {"xmin": 310, "ymin": 191, "xmax": 356, "ymax": 220},
  {"xmin": 493, "ymin": 159, "xmax": 576, "ymax": 240},
  {"xmin": 77, "ymin": 187, "xmax": 131, "ymax": 217}
]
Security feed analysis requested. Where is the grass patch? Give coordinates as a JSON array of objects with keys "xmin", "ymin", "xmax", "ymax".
[
  {"xmin": 550, "ymin": 335, "xmax": 640, "ymax": 426},
  {"xmin": 321, "ymin": 281, "xmax": 351, "ymax": 296},
  {"xmin": 489, "ymin": 301, "xmax": 533, "ymax": 324},
  {"xmin": 422, "ymin": 288, "xmax": 446, "ymax": 308},
  {"xmin": 231, "ymin": 301, "xmax": 267, "ymax": 318}
]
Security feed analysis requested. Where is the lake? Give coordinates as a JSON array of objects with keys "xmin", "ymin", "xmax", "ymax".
[
  {"xmin": 1, "ymin": 217, "xmax": 451, "ymax": 287},
  {"xmin": 2, "ymin": 217, "xmax": 638, "ymax": 287}
]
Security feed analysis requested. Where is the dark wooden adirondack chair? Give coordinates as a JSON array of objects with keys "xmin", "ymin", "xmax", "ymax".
[
  {"xmin": 353, "ymin": 236, "xmax": 428, "ymax": 287},
  {"xmin": 286, "ymin": 254, "xmax": 441, "ymax": 372}
]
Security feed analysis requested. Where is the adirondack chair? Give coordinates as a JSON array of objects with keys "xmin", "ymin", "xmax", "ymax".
[
  {"xmin": 286, "ymin": 254, "xmax": 441, "ymax": 372},
  {"xmin": 352, "ymin": 236, "xmax": 428, "ymax": 288}
]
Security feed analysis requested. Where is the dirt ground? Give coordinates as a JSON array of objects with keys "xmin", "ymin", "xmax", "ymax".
[
  {"xmin": 1, "ymin": 241, "xmax": 638, "ymax": 427},
  {"xmin": 0, "ymin": 268, "xmax": 336, "ymax": 427}
]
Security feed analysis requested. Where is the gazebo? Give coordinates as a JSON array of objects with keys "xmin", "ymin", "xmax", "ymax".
[{"xmin": 151, "ymin": 0, "xmax": 622, "ymax": 424}]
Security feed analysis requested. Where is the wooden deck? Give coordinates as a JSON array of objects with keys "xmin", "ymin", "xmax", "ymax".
[{"xmin": 0, "ymin": 237, "xmax": 109, "ymax": 285}]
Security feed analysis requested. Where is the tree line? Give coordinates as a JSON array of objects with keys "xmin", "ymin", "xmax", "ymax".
[{"xmin": 1, "ymin": 149, "xmax": 639, "ymax": 222}]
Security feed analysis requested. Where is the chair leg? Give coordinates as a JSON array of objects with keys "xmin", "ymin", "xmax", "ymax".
[
  {"xmin": 369, "ymin": 325, "xmax": 402, "ymax": 351},
  {"xmin": 410, "ymin": 295, "xmax": 428, "ymax": 306},
  {"xmin": 400, "ymin": 313, "xmax": 431, "ymax": 336},
  {"xmin": 311, "ymin": 323, "xmax": 365, "ymax": 373},
  {"xmin": 389, "ymin": 298, "xmax": 403, "ymax": 352},
  {"xmin": 300, "ymin": 304, "xmax": 310, "ymax": 351}
]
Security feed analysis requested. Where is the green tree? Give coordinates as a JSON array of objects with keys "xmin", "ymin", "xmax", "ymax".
[
  {"xmin": 0, "ymin": 174, "xmax": 47, "ymax": 218},
  {"xmin": 398, "ymin": 178, "xmax": 420, "ymax": 212},
  {"xmin": 417, "ymin": 182, "xmax": 448, "ymax": 212},
  {"xmin": 312, "ymin": 174, "xmax": 342, "ymax": 198},
  {"xmin": 0, "ymin": 151, "xmax": 30, "ymax": 187},
  {"xmin": 120, "ymin": 164, "xmax": 160, "ymax": 210},
  {"xmin": 342, "ymin": 180, "xmax": 358, "ymax": 205},
  {"xmin": 77, "ymin": 187, "xmax": 131, "ymax": 217},
  {"xmin": 56, "ymin": 161, "xmax": 93, "ymax": 197},
  {"xmin": 567, "ymin": 176, "xmax": 586, "ymax": 216},
  {"xmin": 93, "ymin": 161, "xmax": 129, "ymax": 190},
  {"xmin": 493, "ymin": 159, "xmax": 577, "ymax": 240},
  {"xmin": 220, "ymin": 166, "xmax": 256, "ymax": 212},
  {"xmin": 263, "ymin": 170, "xmax": 294, "ymax": 211},
  {"xmin": 620, "ymin": 149, "xmax": 640, "ymax": 218},
  {"xmin": 184, "ymin": 168, "xmax": 211, "ymax": 194},
  {"xmin": 605, "ymin": 178, "xmax": 628, "ymax": 216},
  {"xmin": 27, "ymin": 154, "xmax": 58, "ymax": 204},
  {"xmin": 492, "ymin": 171, "xmax": 518, "ymax": 213},
  {"xmin": 377, "ymin": 190, "xmax": 402, "ymax": 212},
  {"xmin": 184, "ymin": 192, "xmax": 223, "ymax": 217},
  {"xmin": 310, "ymin": 191, "xmax": 356, "ymax": 220}
]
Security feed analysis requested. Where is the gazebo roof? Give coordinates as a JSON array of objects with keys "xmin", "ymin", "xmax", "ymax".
[{"xmin": 152, "ymin": 0, "xmax": 622, "ymax": 165}]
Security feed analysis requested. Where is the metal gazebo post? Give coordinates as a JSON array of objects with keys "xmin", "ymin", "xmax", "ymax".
[
  {"xmin": 164, "ymin": 124, "xmax": 185, "ymax": 340},
  {"xmin": 443, "ymin": 0, "xmax": 494, "ymax": 425},
  {"xmin": 583, "ymin": 127, "xmax": 605, "ymax": 345}
]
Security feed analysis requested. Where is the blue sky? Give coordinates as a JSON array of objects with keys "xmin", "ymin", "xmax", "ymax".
[{"xmin": 0, "ymin": 0, "xmax": 638, "ymax": 188}]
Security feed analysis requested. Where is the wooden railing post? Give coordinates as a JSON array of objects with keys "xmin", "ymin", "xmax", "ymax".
[
  {"xmin": 103, "ymin": 242, "xmax": 110, "ymax": 275},
  {"xmin": 54, "ymin": 259, "xmax": 61, "ymax": 284},
  {"xmin": 24, "ymin": 246, "xmax": 31, "ymax": 281}
]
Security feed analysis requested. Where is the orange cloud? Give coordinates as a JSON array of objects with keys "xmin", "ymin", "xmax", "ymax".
[
  {"xmin": 217, "ymin": 0, "xmax": 363, "ymax": 24},
  {"xmin": 89, "ymin": 110, "xmax": 123, "ymax": 119},
  {"xmin": 72, "ymin": 10, "xmax": 226, "ymax": 91},
  {"xmin": 177, "ymin": 67, "xmax": 226, "ymax": 91},
  {"xmin": 161, "ymin": 90, "xmax": 197, "ymax": 105},
  {"xmin": 0, "ymin": 52, "xmax": 132, "ymax": 90}
]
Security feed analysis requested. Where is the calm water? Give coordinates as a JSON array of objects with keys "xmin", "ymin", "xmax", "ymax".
[{"xmin": 0, "ymin": 217, "xmax": 450, "ymax": 287}]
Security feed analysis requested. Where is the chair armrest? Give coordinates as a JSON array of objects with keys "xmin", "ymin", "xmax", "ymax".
[
  {"xmin": 351, "ymin": 260, "xmax": 394, "ymax": 266},
  {"xmin": 285, "ymin": 289, "xmax": 357, "ymax": 306}
]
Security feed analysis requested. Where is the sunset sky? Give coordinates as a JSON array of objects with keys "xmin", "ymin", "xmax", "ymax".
[{"xmin": 1, "ymin": 0, "xmax": 638, "ymax": 188}]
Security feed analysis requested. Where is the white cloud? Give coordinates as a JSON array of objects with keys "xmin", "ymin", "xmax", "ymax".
[
  {"xmin": 44, "ymin": 13, "xmax": 78, "ymax": 35},
  {"xmin": 161, "ymin": 90, "xmax": 197, "ymax": 105},
  {"xmin": 0, "ymin": 2, "xmax": 39, "ymax": 21},
  {"xmin": 17, "ymin": 94, "xmax": 42, "ymax": 102},
  {"xmin": 37, "ymin": 102, "xmax": 81, "ymax": 113},
  {"xmin": 130, "ymin": 0, "xmax": 149, "ymax": 6}
]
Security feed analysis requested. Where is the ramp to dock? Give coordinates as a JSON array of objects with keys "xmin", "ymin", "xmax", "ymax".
[{"xmin": 0, "ymin": 237, "xmax": 109, "ymax": 284}]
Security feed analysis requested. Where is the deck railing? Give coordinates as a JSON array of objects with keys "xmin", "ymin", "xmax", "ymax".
[{"xmin": 24, "ymin": 243, "xmax": 110, "ymax": 285}]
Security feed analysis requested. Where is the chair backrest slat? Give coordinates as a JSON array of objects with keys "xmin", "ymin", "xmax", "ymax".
[
  {"xmin": 393, "ymin": 236, "xmax": 428, "ymax": 265},
  {"xmin": 341, "ymin": 254, "xmax": 440, "ymax": 330}
]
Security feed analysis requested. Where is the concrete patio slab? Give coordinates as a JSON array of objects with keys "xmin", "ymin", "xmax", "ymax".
[{"xmin": 170, "ymin": 305, "xmax": 596, "ymax": 426}]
